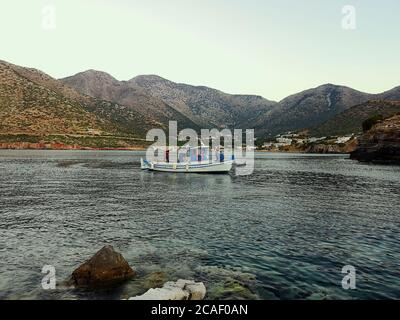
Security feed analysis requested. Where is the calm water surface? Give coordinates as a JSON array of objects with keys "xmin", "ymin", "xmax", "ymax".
[{"xmin": 0, "ymin": 150, "xmax": 399, "ymax": 300}]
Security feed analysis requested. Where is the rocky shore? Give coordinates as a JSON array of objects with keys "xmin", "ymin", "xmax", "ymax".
[
  {"xmin": 0, "ymin": 133, "xmax": 149, "ymax": 150},
  {"xmin": 305, "ymin": 144, "xmax": 343, "ymax": 154},
  {"xmin": 68, "ymin": 246, "xmax": 207, "ymax": 300},
  {"xmin": 351, "ymin": 115, "xmax": 400, "ymax": 163},
  {"xmin": 305, "ymin": 138, "xmax": 358, "ymax": 154},
  {"xmin": 129, "ymin": 280, "xmax": 206, "ymax": 300},
  {"xmin": 0, "ymin": 142, "xmax": 146, "ymax": 151}
]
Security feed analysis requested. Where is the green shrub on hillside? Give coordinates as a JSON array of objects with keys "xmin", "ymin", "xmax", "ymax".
[{"xmin": 362, "ymin": 115, "xmax": 383, "ymax": 132}]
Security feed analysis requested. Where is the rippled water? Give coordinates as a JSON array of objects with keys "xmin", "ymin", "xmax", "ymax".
[{"xmin": 0, "ymin": 150, "xmax": 399, "ymax": 300}]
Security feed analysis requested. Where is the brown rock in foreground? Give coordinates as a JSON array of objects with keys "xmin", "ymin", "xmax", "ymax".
[
  {"xmin": 350, "ymin": 114, "xmax": 400, "ymax": 163},
  {"xmin": 70, "ymin": 245, "xmax": 136, "ymax": 286}
]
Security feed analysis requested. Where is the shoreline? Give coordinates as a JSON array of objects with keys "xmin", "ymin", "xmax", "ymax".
[
  {"xmin": 0, "ymin": 134, "xmax": 354, "ymax": 155},
  {"xmin": 0, "ymin": 146, "xmax": 148, "ymax": 151},
  {"xmin": 0, "ymin": 145, "xmax": 350, "ymax": 154},
  {"xmin": 0, "ymin": 139, "xmax": 350, "ymax": 154},
  {"xmin": 0, "ymin": 141, "xmax": 148, "ymax": 151}
]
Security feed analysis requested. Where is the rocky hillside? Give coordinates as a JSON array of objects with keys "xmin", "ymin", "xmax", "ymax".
[
  {"xmin": 254, "ymin": 84, "xmax": 376, "ymax": 136},
  {"xmin": 128, "ymin": 75, "xmax": 278, "ymax": 129},
  {"xmin": 380, "ymin": 86, "xmax": 400, "ymax": 100},
  {"xmin": 351, "ymin": 114, "xmax": 400, "ymax": 163},
  {"xmin": 61, "ymin": 71, "xmax": 200, "ymax": 132},
  {"xmin": 0, "ymin": 60, "xmax": 116, "ymax": 135},
  {"xmin": 310, "ymin": 100, "xmax": 400, "ymax": 137},
  {"xmin": 0, "ymin": 60, "xmax": 180, "ymax": 140},
  {"xmin": 62, "ymin": 72, "xmax": 278, "ymax": 131},
  {"xmin": 305, "ymin": 138, "xmax": 358, "ymax": 154}
]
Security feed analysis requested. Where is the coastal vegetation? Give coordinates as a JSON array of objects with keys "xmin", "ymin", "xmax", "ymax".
[
  {"xmin": 0, "ymin": 134, "xmax": 150, "ymax": 149},
  {"xmin": 362, "ymin": 114, "xmax": 384, "ymax": 132}
]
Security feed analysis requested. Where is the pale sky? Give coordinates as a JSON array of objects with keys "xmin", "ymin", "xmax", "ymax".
[{"xmin": 0, "ymin": 0, "xmax": 399, "ymax": 101}]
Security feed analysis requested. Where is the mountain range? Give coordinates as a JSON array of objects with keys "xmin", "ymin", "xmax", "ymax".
[
  {"xmin": 61, "ymin": 70, "xmax": 400, "ymax": 137},
  {"xmin": 61, "ymin": 71, "xmax": 277, "ymax": 132},
  {"xmin": 1, "ymin": 59, "xmax": 400, "ymax": 144}
]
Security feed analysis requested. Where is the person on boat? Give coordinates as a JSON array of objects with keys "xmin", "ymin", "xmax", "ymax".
[
  {"xmin": 178, "ymin": 150, "xmax": 185, "ymax": 163},
  {"xmin": 166, "ymin": 149, "xmax": 170, "ymax": 163},
  {"xmin": 201, "ymin": 148, "xmax": 207, "ymax": 162},
  {"xmin": 214, "ymin": 146, "xmax": 220, "ymax": 162},
  {"xmin": 219, "ymin": 150, "xmax": 224, "ymax": 163},
  {"xmin": 202, "ymin": 148, "xmax": 208, "ymax": 162},
  {"xmin": 190, "ymin": 148, "xmax": 197, "ymax": 162}
]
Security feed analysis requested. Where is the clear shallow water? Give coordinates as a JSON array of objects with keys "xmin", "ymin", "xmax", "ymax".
[{"xmin": 0, "ymin": 150, "xmax": 399, "ymax": 300}]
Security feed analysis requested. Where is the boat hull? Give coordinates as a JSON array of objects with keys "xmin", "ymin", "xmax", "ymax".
[{"xmin": 141, "ymin": 159, "xmax": 233, "ymax": 173}]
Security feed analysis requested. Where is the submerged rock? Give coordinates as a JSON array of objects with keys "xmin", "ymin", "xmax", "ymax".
[
  {"xmin": 70, "ymin": 245, "xmax": 136, "ymax": 286},
  {"xmin": 141, "ymin": 271, "xmax": 168, "ymax": 290},
  {"xmin": 210, "ymin": 279, "xmax": 258, "ymax": 300},
  {"xmin": 129, "ymin": 280, "xmax": 206, "ymax": 300},
  {"xmin": 196, "ymin": 266, "xmax": 259, "ymax": 300}
]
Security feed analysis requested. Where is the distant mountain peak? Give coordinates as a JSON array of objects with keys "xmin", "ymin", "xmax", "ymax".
[
  {"xmin": 130, "ymin": 74, "xmax": 168, "ymax": 82},
  {"xmin": 318, "ymin": 83, "xmax": 340, "ymax": 88},
  {"xmin": 69, "ymin": 69, "xmax": 118, "ymax": 82}
]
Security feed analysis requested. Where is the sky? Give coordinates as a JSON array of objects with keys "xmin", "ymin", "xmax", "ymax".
[{"xmin": 0, "ymin": 0, "xmax": 399, "ymax": 101}]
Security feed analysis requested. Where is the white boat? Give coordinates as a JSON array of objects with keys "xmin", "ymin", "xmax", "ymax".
[
  {"xmin": 141, "ymin": 146, "xmax": 233, "ymax": 173},
  {"xmin": 141, "ymin": 158, "xmax": 233, "ymax": 173}
]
